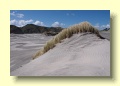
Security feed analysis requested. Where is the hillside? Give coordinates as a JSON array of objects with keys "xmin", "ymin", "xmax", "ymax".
[
  {"xmin": 10, "ymin": 24, "xmax": 63, "ymax": 35},
  {"xmin": 10, "ymin": 25, "xmax": 23, "ymax": 34}
]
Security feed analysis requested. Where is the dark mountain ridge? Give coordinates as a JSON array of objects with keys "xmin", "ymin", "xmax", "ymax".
[{"xmin": 10, "ymin": 24, "xmax": 63, "ymax": 35}]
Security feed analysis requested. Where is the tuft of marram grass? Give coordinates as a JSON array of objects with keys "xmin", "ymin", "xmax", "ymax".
[{"xmin": 33, "ymin": 21, "xmax": 104, "ymax": 59}]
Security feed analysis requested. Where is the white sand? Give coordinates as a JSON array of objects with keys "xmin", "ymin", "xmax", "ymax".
[
  {"xmin": 10, "ymin": 34, "xmax": 53, "ymax": 72},
  {"xmin": 99, "ymin": 30, "xmax": 110, "ymax": 40},
  {"xmin": 11, "ymin": 33, "xmax": 110, "ymax": 76}
]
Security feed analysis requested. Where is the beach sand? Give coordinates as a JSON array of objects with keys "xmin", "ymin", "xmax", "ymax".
[
  {"xmin": 10, "ymin": 34, "xmax": 53, "ymax": 72},
  {"xmin": 10, "ymin": 32, "xmax": 110, "ymax": 76}
]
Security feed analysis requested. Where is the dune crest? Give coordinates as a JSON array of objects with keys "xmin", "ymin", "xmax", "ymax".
[{"xmin": 33, "ymin": 21, "xmax": 104, "ymax": 59}]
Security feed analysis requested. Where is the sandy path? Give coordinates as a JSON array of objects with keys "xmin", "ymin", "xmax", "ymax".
[{"xmin": 11, "ymin": 33, "xmax": 110, "ymax": 76}]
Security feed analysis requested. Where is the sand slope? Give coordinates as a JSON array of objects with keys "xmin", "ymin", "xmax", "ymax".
[
  {"xmin": 10, "ymin": 34, "xmax": 52, "ymax": 72},
  {"xmin": 99, "ymin": 30, "xmax": 110, "ymax": 40},
  {"xmin": 11, "ymin": 33, "xmax": 110, "ymax": 76}
]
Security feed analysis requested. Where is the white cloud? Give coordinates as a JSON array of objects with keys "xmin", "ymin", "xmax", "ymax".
[
  {"xmin": 25, "ymin": 19, "xmax": 33, "ymax": 23},
  {"xmin": 106, "ymin": 24, "xmax": 110, "ymax": 28},
  {"xmin": 94, "ymin": 23, "xmax": 110, "ymax": 30},
  {"xmin": 10, "ymin": 19, "xmax": 46, "ymax": 27},
  {"xmin": 51, "ymin": 22, "xmax": 65, "ymax": 27},
  {"xmin": 10, "ymin": 19, "xmax": 34, "ymax": 27},
  {"xmin": 16, "ymin": 13, "xmax": 24, "ymax": 18},
  {"xmin": 101, "ymin": 24, "xmax": 110, "ymax": 29},
  {"xmin": 10, "ymin": 11, "xmax": 24, "ymax": 18},
  {"xmin": 33, "ymin": 21, "xmax": 45, "ymax": 26},
  {"xmin": 10, "ymin": 19, "xmax": 17, "ymax": 25},
  {"xmin": 10, "ymin": 11, "xmax": 16, "ymax": 16}
]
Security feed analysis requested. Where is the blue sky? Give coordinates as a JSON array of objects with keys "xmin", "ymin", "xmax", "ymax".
[{"xmin": 10, "ymin": 10, "xmax": 110, "ymax": 29}]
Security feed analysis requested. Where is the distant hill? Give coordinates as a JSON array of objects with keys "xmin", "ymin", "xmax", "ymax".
[
  {"xmin": 10, "ymin": 25, "xmax": 23, "ymax": 34},
  {"xmin": 10, "ymin": 24, "xmax": 63, "ymax": 35},
  {"xmin": 102, "ymin": 28, "xmax": 110, "ymax": 31}
]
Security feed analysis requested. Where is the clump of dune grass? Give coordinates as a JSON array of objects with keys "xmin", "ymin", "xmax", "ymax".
[{"xmin": 33, "ymin": 21, "xmax": 104, "ymax": 59}]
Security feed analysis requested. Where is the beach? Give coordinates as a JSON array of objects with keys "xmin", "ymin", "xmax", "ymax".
[
  {"xmin": 10, "ymin": 34, "xmax": 53, "ymax": 72},
  {"xmin": 10, "ymin": 31, "xmax": 110, "ymax": 76}
]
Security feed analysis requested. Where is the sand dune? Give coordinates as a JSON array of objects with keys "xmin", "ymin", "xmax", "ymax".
[
  {"xmin": 99, "ymin": 30, "xmax": 110, "ymax": 40},
  {"xmin": 10, "ymin": 34, "xmax": 53, "ymax": 72},
  {"xmin": 11, "ymin": 33, "xmax": 110, "ymax": 76}
]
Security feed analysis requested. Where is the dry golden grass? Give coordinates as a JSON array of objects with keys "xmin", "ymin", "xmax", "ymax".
[{"xmin": 33, "ymin": 21, "xmax": 104, "ymax": 59}]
